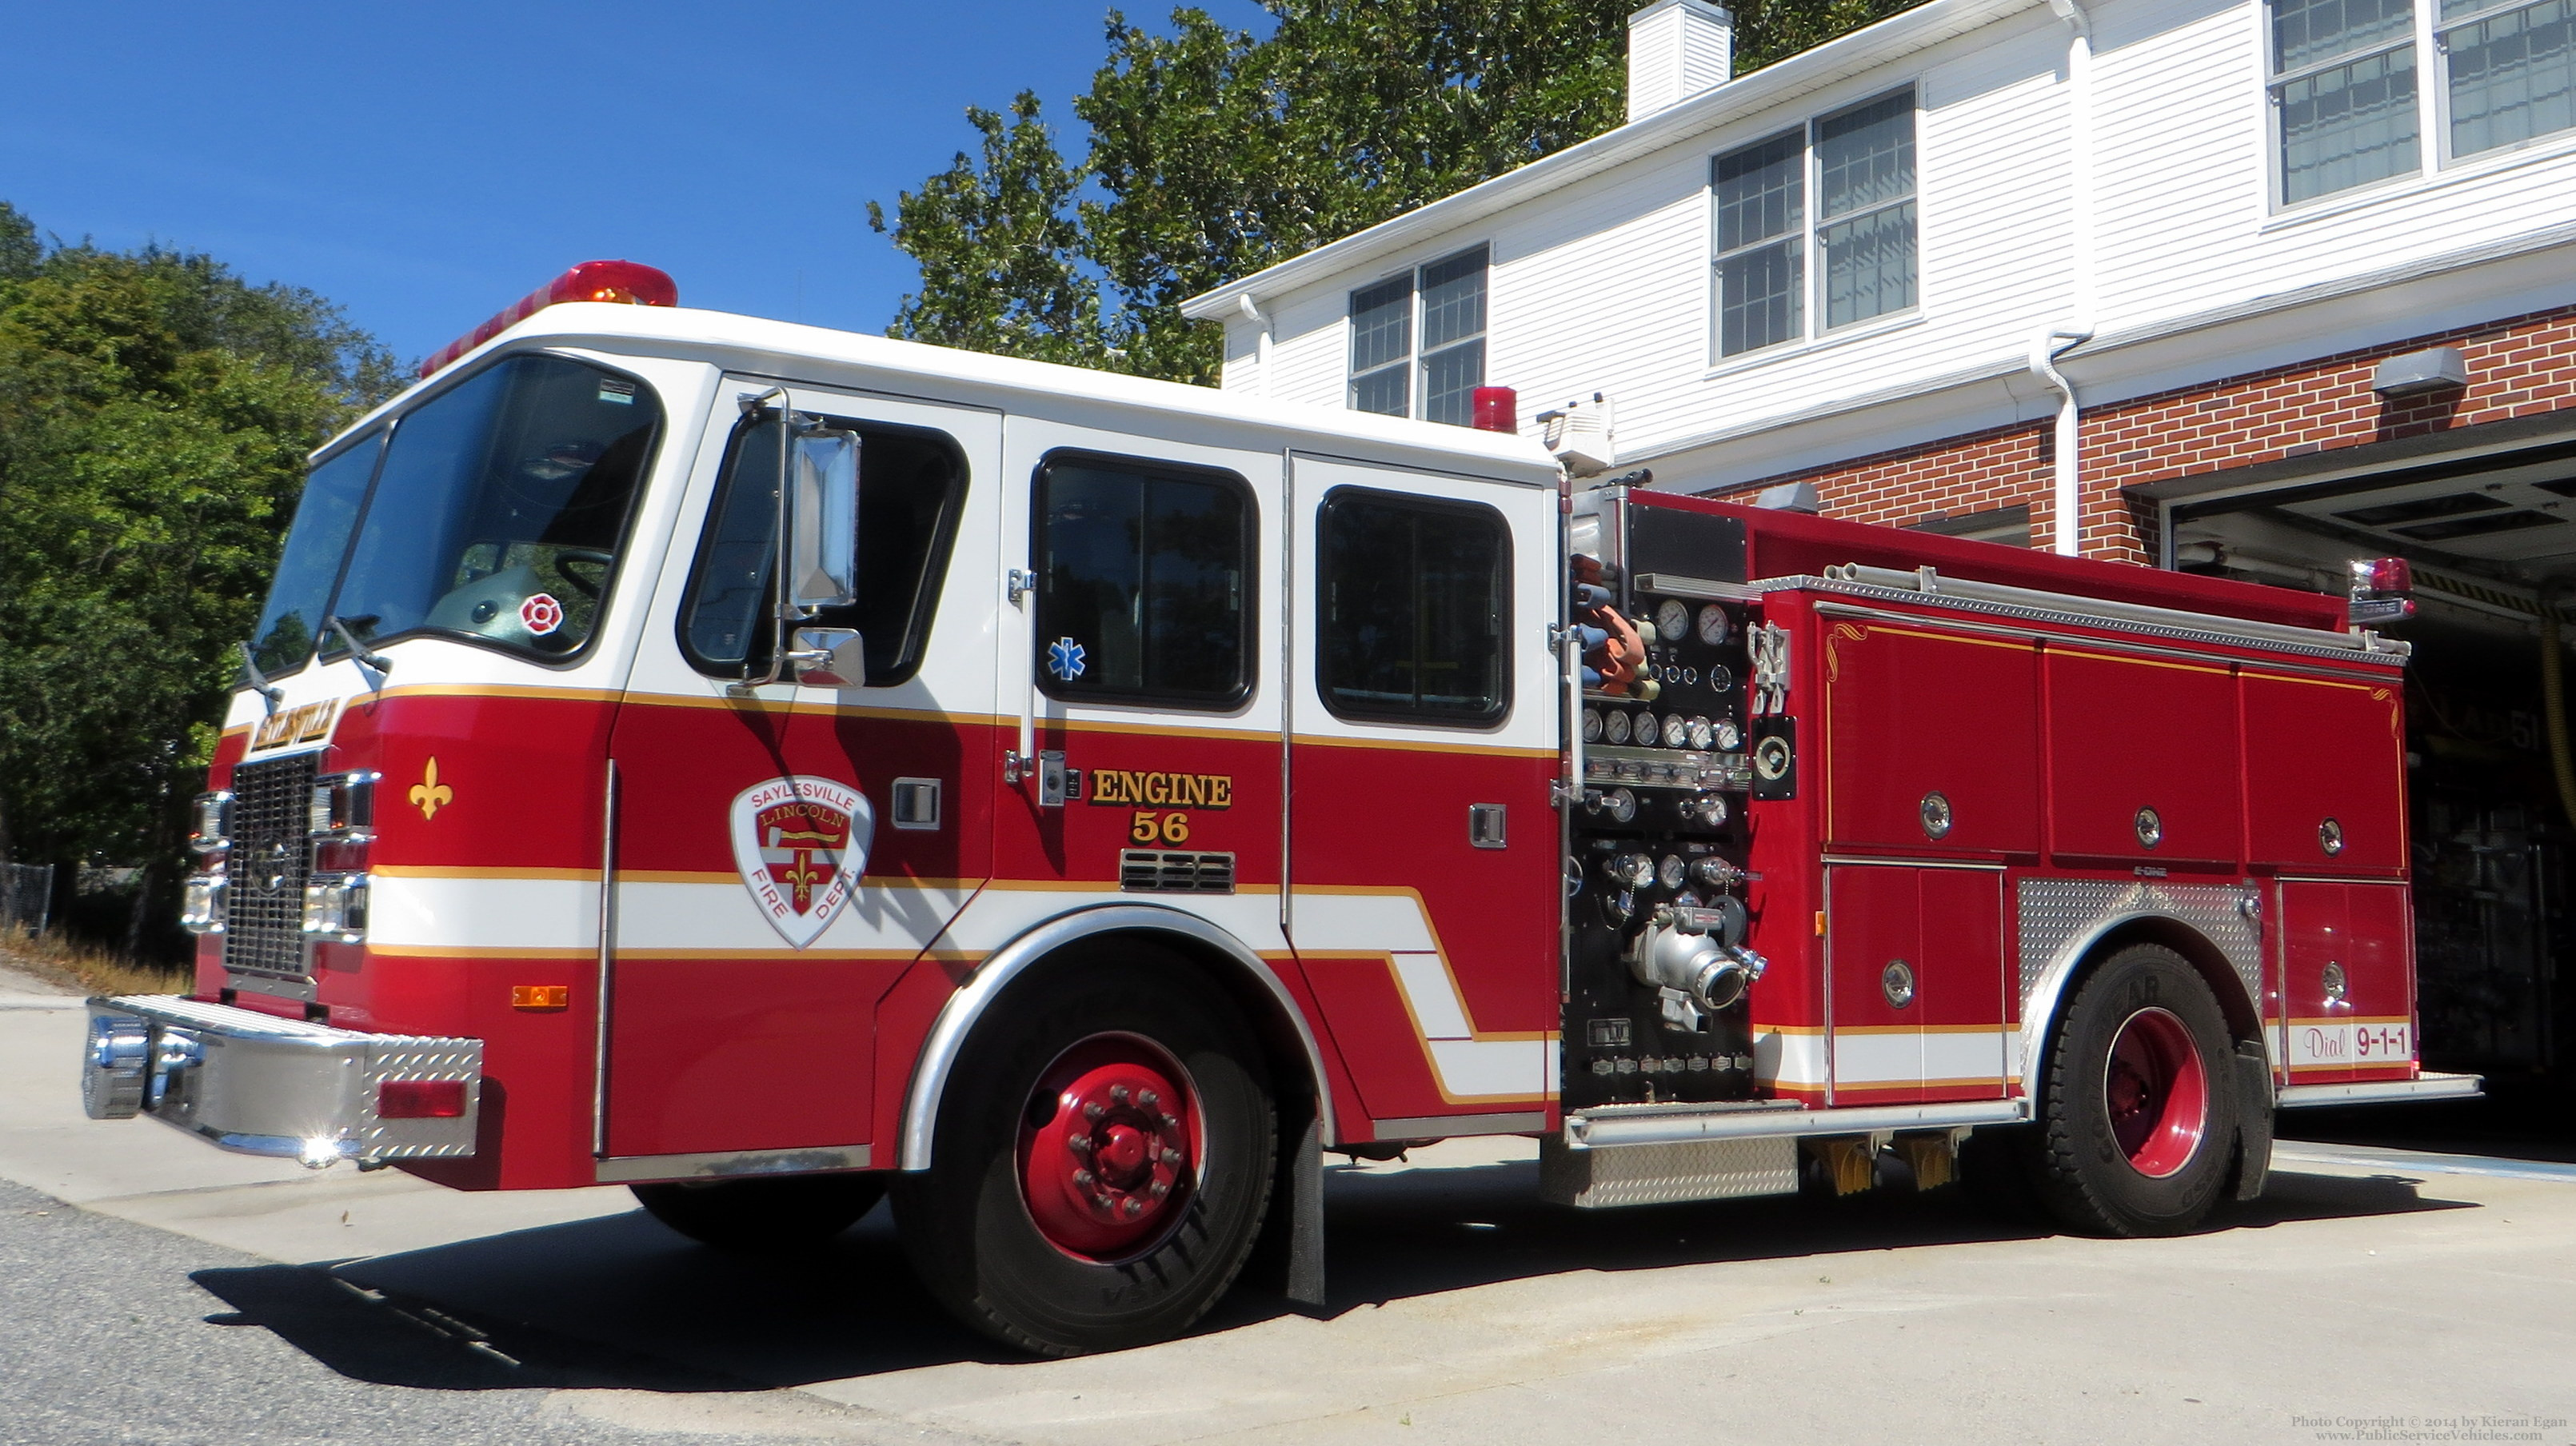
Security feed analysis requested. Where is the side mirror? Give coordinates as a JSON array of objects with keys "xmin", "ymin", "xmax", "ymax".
[
  {"xmin": 785, "ymin": 426, "xmax": 860, "ymax": 613},
  {"xmin": 789, "ymin": 626, "xmax": 863, "ymax": 689}
]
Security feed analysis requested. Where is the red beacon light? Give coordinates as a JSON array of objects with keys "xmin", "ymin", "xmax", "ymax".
[
  {"xmin": 417, "ymin": 260, "xmax": 678, "ymax": 378},
  {"xmin": 2347, "ymin": 555, "xmax": 2415, "ymax": 626}
]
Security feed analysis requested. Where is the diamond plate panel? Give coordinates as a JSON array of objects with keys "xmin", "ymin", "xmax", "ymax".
[
  {"xmin": 2016, "ymin": 877, "xmax": 2263, "ymax": 1018},
  {"xmin": 1539, "ymin": 1135, "xmax": 1799, "ymax": 1208},
  {"xmin": 359, "ymin": 1039, "xmax": 486, "ymax": 1160}
]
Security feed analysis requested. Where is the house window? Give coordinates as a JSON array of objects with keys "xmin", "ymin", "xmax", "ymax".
[
  {"xmin": 2270, "ymin": 0, "xmax": 2422, "ymax": 202},
  {"xmin": 1348, "ymin": 246, "xmax": 1488, "ymax": 426},
  {"xmin": 2443, "ymin": 0, "xmax": 2576, "ymax": 158},
  {"xmin": 1711, "ymin": 88, "xmax": 1917, "ymax": 360},
  {"xmin": 2267, "ymin": 0, "xmax": 2574, "ymax": 202}
]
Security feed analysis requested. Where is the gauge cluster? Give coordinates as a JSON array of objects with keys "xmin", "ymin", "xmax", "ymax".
[{"xmin": 1564, "ymin": 503, "xmax": 1762, "ymax": 1108}]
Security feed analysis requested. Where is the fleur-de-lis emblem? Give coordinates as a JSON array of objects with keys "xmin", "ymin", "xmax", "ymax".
[{"xmin": 409, "ymin": 757, "xmax": 453, "ymax": 821}]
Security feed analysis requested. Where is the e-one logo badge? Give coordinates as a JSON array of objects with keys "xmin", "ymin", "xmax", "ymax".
[{"xmin": 1088, "ymin": 770, "xmax": 1232, "ymax": 809}]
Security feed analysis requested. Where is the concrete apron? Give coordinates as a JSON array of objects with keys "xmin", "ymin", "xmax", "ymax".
[{"xmin": 6, "ymin": 957, "xmax": 2573, "ymax": 1445}]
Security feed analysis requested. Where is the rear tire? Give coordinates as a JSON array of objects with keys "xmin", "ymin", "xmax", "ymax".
[
  {"xmin": 2030, "ymin": 942, "xmax": 2238, "ymax": 1237},
  {"xmin": 632, "ymin": 1172, "xmax": 885, "ymax": 1251},
  {"xmin": 892, "ymin": 949, "xmax": 1275, "ymax": 1356}
]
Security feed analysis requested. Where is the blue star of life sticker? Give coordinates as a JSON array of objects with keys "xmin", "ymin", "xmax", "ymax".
[{"xmin": 1046, "ymin": 636, "xmax": 1088, "ymax": 682}]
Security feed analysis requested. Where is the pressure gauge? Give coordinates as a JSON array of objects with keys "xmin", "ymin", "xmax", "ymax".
[
  {"xmin": 1686, "ymin": 716, "xmax": 1714, "ymax": 750},
  {"xmin": 1658, "ymin": 854, "xmax": 1688, "ymax": 889},
  {"xmin": 1655, "ymin": 598, "xmax": 1691, "ymax": 641},
  {"xmin": 1604, "ymin": 710, "xmax": 1632, "ymax": 745},
  {"xmin": 1634, "ymin": 711, "xmax": 1658, "ymax": 747},
  {"xmin": 1581, "ymin": 708, "xmax": 1603, "ymax": 742},
  {"xmin": 1663, "ymin": 714, "xmax": 1691, "ymax": 748},
  {"xmin": 1706, "ymin": 665, "xmax": 1735, "ymax": 693},
  {"xmin": 1697, "ymin": 603, "xmax": 1730, "ymax": 645},
  {"xmin": 1711, "ymin": 719, "xmax": 1743, "ymax": 751}
]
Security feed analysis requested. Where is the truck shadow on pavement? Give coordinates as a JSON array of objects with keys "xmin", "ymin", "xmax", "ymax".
[{"xmin": 188, "ymin": 1159, "xmax": 2468, "ymax": 1393}]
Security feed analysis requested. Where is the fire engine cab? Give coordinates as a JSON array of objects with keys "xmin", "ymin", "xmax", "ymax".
[{"xmin": 80, "ymin": 263, "xmax": 2478, "ymax": 1356}]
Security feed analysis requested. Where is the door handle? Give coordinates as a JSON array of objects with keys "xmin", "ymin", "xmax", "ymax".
[{"xmin": 1036, "ymin": 751, "xmax": 1081, "ymax": 809}]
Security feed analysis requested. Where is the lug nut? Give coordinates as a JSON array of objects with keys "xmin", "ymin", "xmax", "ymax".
[
  {"xmin": 1084, "ymin": 1101, "xmax": 1105, "ymax": 1121},
  {"xmin": 1160, "ymin": 1148, "xmax": 1184, "ymax": 1167},
  {"xmin": 1067, "ymin": 1133, "xmax": 1092, "ymax": 1153},
  {"xmin": 1072, "ymin": 1168, "xmax": 1094, "ymax": 1188},
  {"xmin": 1122, "ymin": 1198, "xmax": 1144, "ymax": 1217},
  {"xmin": 1137, "ymin": 1089, "xmax": 1159, "ymax": 1109},
  {"xmin": 1109, "ymin": 1084, "xmax": 1130, "ymax": 1104},
  {"xmin": 1150, "ymin": 1180, "xmax": 1170, "ymax": 1199},
  {"xmin": 1160, "ymin": 1112, "xmax": 1181, "ymax": 1129}
]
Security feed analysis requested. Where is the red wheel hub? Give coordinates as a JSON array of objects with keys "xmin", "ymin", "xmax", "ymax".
[
  {"xmin": 2103, "ymin": 1006, "xmax": 2208, "ymax": 1179},
  {"xmin": 1016, "ymin": 1035, "xmax": 1198, "ymax": 1260}
]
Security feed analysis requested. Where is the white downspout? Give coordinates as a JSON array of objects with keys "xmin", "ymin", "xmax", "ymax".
[
  {"xmin": 2035, "ymin": 0, "xmax": 2095, "ymax": 557},
  {"xmin": 1237, "ymin": 293, "xmax": 1274, "ymax": 399}
]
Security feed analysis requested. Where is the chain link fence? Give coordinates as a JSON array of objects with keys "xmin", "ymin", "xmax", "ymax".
[{"xmin": 2, "ymin": 863, "xmax": 54, "ymax": 938}]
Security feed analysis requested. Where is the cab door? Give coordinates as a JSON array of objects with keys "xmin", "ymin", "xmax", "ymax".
[
  {"xmin": 1284, "ymin": 454, "xmax": 1561, "ymax": 1130},
  {"xmin": 965, "ymin": 413, "xmax": 1285, "ymax": 945},
  {"xmin": 598, "ymin": 377, "xmax": 1000, "ymax": 1169}
]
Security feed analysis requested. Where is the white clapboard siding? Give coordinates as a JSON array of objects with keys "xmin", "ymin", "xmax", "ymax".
[{"xmin": 1208, "ymin": 0, "xmax": 2576, "ymax": 475}]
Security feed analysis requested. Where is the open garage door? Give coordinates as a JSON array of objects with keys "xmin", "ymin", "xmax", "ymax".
[{"xmin": 2156, "ymin": 441, "xmax": 2576, "ymax": 1089}]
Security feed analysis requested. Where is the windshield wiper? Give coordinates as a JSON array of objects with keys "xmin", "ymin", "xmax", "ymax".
[
  {"xmin": 236, "ymin": 642, "xmax": 284, "ymax": 715},
  {"xmin": 325, "ymin": 615, "xmax": 393, "ymax": 692}
]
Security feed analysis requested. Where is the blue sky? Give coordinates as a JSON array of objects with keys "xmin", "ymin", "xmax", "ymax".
[{"xmin": 0, "ymin": 2, "xmax": 1271, "ymax": 366}]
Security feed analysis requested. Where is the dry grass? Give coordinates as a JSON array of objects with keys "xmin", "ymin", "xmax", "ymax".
[{"xmin": 0, "ymin": 932, "xmax": 191, "ymax": 999}]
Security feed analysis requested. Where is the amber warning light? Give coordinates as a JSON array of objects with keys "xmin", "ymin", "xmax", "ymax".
[{"xmin": 417, "ymin": 260, "xmax": 678, "ymax": 378}]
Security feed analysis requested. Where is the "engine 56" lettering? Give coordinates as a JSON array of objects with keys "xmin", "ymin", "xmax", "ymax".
[{"xmin": 1089, "ymin": 770, "xmax": 1233, "ymax": 809}]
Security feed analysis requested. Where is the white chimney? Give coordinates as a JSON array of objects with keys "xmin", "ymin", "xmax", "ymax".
[{"xmin": 1627, "ymin": 0, "xmax": 1735, "ymax": 123}]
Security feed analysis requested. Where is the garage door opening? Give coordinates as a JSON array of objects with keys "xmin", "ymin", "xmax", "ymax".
[{"xmin": 2162, "ymin": 440, "xmax": 2576, "ymax": 1103}]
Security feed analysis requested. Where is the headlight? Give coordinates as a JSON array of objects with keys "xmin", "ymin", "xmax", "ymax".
[
  {"xmin": 180, "ymin": 873, "xmax": 227, "ymax": 935},
  {"xmin": 308, "ymin": 771, "xmax": 379, "ymax": 841},
  {"xmin": 302, "ymin": 873, "xmax": 369, "ymax": 942},
  {"xmin": 189, "ymin": 791, "xmax": 232, "ymax": 853}
]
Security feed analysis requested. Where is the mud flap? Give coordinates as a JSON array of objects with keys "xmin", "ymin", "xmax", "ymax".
[
  {"xmin": 1247, "ymin": 1102, "xmax": 1327, "ymax": 1311},
  {"xmin": 2231, "ymin": 1043, "xmax": 2274, "ymax": 1201}
]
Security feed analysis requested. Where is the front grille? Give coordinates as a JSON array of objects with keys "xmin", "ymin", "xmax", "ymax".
[
  {"xmin": 1118, "ymin": 849, "xmax": 1236, "ymax": 894},
  {"xmin": 224, "ymin": 753, "xmax": 318, "ymax": 979}
]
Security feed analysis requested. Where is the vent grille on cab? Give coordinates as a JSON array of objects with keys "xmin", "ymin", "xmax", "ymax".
[{"xmin": 1118, "ymin": 850, "xmax": 1236, "ymax": 893}]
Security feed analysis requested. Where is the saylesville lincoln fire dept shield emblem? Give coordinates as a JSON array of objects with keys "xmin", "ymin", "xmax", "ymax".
[{"xmin": 728, "ymin": 776, "xmax": 875, "ymax": 948}]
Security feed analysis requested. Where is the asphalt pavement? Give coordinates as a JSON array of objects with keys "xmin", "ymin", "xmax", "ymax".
[{"xmin": 6, "ymin": 959, "xmax": 2574, "ymax": 1445}]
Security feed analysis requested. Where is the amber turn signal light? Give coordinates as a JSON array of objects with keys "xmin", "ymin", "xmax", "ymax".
[{"xmin": 510, "ymin": 985, "xmax": 571, "ymax": 1012}]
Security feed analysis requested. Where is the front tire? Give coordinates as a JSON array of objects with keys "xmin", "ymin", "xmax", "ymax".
[
  {"xmin": 2030, "ymin": 942, "xmax": 2239, "ymax": 1236},
  {"xmin": 893, "ymin": 949, "xmax": 1275, "ymax": 1356},
  {"xmin": 632, "ymin": 1172, "xmax": 885, "ymax": 1251}
]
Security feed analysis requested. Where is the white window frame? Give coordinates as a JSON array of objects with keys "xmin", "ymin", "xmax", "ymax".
[
  {"xmin": 2265, "ymin": 0, "xmax": 2576, "ymax": 210},
  {"xmin": 1345, "ymin": 244, "xmax": 1490, "ymax": 425},
  {"xmin": 1706, "ymin": 84, "xmax": 1923, "ymax": 369}
]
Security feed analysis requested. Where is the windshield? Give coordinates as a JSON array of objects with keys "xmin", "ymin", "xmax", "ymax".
[{"xmin": 246, "ymin": 354, "xmax": 660, "ymax": 673}]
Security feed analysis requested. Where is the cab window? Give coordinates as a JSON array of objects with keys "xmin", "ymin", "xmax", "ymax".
[
  {"xmin": 680, "ymin": 411, "xmax": 965, "ymax": 685},
  {"xmin": 1032, "ymin": 453, "xmax": 1254, "ymax": 710},
  {"xmin": 1317, "ymin": 486, "xmax": 1511, "ymax": 725}
]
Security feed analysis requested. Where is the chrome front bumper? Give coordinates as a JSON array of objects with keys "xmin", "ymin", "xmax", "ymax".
[{"xmin": 82, "ymin": 995, "xmax": 481, "ymax": 1168}]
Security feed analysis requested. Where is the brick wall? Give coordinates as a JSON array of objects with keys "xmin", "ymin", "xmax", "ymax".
[{"xmin": 1715, "ymin": 301, "xmax": 2576, "ymax": 563}]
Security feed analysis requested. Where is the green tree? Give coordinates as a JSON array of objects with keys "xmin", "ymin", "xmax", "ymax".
[
  {"xmin": 873, "ymin": 0, "xmax": 1923, "ymax": 384},
  {"xmin": 0, "ymin": 202, "xmax": 397, "ymax": 953}
]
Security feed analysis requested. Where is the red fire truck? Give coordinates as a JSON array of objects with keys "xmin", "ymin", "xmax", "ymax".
[{"xmin": 81, "ymin": 263, "xmax": 2476, "ymax": 1356}]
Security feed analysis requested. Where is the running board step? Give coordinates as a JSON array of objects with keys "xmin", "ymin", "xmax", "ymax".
[
  {"xmin": 2276, "ymin": 1072, "xmax": 2483, "ymax": 1108},
  {"xmin": 1563, "ymin": 1097, "xmax": 2029, "ymax": 1151}
]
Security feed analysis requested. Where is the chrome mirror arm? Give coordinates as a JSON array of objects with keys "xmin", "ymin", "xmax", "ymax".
[
  {"xmin": 729, "ymin": 386, "xmax": 801, "ymax": 696},
  {"xmin": 236, "ymin": 642, "xmax": 284, "ymax": 716}
]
